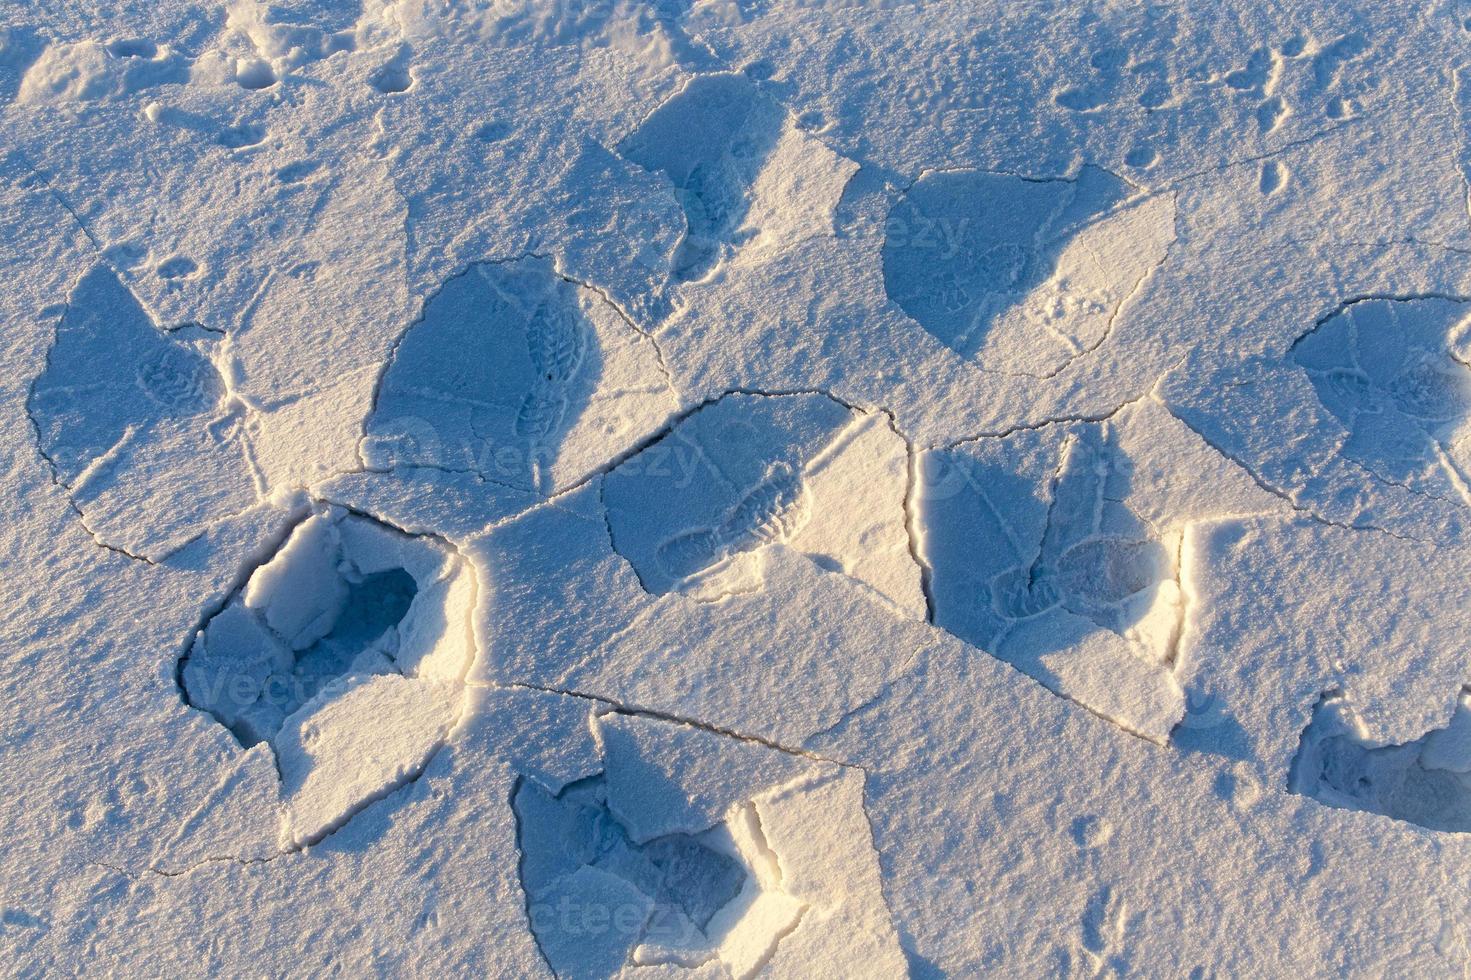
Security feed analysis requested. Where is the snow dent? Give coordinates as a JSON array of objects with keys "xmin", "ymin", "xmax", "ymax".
[
  {"xmin": 1290, "ymin": 298, "xmax": 1471, "ymax": 501},
  {"xmin": 363, "ymin": 256, "xmax": 677, "ymax": 495},
  {"xmin": 513, "ymin": 708, "xmax": 903, "ymax": 979},
  {"xmin": 882, "ymin": 166, "xmax": 1174, "ymax": 377},
  {"xmin": 28, "ymin": 266, "xmax": 256, "ymax": 562},
  {"xmin": 178, "ymin": 504, "xmax": 477, "ymax": 846},
  {"xmin": 1292, "ymin": 690, "xmax": 1471, "ymax": 833},
  {"xmin": 1018, "ymin": 397, "xmax": 1306, "ymax": 744},
  {"xmin": 1162, "ymin": 297, "xmax": 1471, "ymax": 538},
  {"xmin": 602, "ymin": 391, "xmax": 925, "ymax": 615},
  {"xmin": 618, "ymin": 72, "xmax": 858, "ymax": 284},
  {"xmin": 919, "ymin": 415, "xmax": 1193, "ymax": 741}
]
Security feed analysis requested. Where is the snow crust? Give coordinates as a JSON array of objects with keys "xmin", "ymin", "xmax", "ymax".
[{"xmin": 5, "ymin": 1, "xmax": 1471, "ymax": 976}]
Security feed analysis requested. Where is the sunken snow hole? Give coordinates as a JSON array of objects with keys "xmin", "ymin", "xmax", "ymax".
[
  {"xmin": 515, "ymin": 775, "xmax": 756, "ymax": 974},
  {"xmin": 179, "ymin": 505, "xmax": 476, "ymax": 749},
  {"xmin": 1292, "ymin": 690, "xmax": 1471, "ymax": 833},
  {"xmin": 508, "ymin": 709, "xmax": 906, "ymax": 978}
]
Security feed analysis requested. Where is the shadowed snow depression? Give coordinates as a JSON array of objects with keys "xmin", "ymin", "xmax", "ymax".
[{"xmin": 6, "ymin": 2, "xmax": 1471, "ymax": 977}]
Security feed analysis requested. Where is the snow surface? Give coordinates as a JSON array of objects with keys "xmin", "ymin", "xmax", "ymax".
[{"xmin": 4, "ymin": 1, "xmax": 1471, "ymax": 976}]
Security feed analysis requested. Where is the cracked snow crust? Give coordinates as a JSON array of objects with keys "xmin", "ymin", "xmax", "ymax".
[{"xmin": 8, "ymin": 2, "xmax": 1471, "ymax": 977}]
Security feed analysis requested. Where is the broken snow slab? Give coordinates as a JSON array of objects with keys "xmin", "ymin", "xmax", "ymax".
[
  {"xmin": 197, "ymin": 0, "xmax": 364, "ymax": 85},
  {"xmin": 616, "ymin": 71, "xmax": 858, "ymax": 290},
  {"xmin": 595, "ymin": 712, "xmax": 815, "ymax": 843},
  {"xmin": 1291, "ymin": 689, "xmax": 1471, "ymax": 834},
  {"xmin": 363, "ymin": 255, "xmax": 678, "ymax": 496},
  {"xmin": 509, "ymin": 702, "xmax": 903, "ymax": 979},
  {"xmin": 471, "ymin": 479, "xmax": 931, "ymax": 747},
  {"xmin": 27, "ymin": 265, "xmax": 258, "ymax": 561},
  {"xmin": 601, "ymin": 391, "xmax": 923, "ymax": 617},
  {"xmin": 1162, "ymin": 297, "xmax": 1471, "ymax": 540},
  {"xmin": 882, "ymin": 166, "xmax": 1174, "ymax": 378},
  {"xmin": 916, "ymin": 399, "xmax": 1289, "ymax": 743},
  {"xmin": 176, "ymin": 503, "xmax": 477, "ymax": 848}
]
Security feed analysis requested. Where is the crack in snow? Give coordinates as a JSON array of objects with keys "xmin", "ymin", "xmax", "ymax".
[
  {"xmin": 1159, "ymin": 401, "xmax": 1420, "ymax": 543},
  {"xmin": 497, "ymin": 681, "xmax": 865, "ymax": 775}
]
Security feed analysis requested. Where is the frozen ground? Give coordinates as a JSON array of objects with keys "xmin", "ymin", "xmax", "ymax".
[{"xmin": 2, "ymin": 0, "xmax": 1471, "ymax": 975}]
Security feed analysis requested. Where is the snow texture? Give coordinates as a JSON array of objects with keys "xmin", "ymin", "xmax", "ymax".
[{"xmin": 6, "ymin": 1, "xmax": 1471, "ymax": 976}]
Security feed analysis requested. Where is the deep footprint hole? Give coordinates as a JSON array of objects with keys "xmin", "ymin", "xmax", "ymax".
[{"xmin": 178, "ymin": 512, "xmax": 447, "ymax": 748}]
